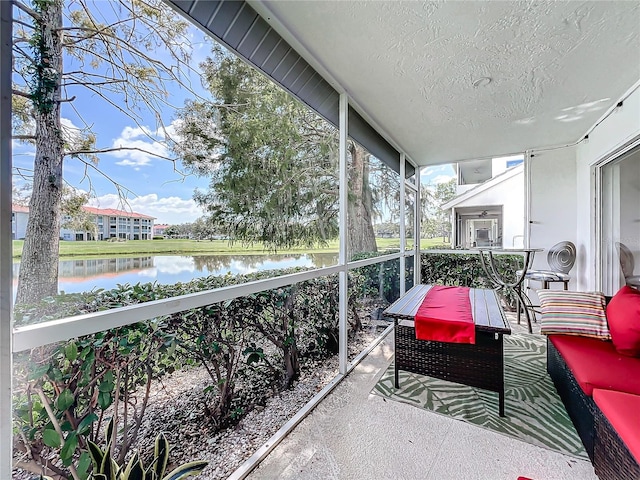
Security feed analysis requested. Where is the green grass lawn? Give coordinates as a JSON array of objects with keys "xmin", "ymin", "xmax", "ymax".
[{"xmin": 11, "ymin": 237, "xmax": 449, "ymax": 258}]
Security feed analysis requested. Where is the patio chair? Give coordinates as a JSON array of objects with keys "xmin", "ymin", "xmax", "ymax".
[
  {"xmin": 616, "ymin": 242, "xmax": 640, "ymax": 289},
  {"xmin": 516, "ymin": 241, "xmax": 576, "ymax": 328},
  {"xmin": 519, "ymin": 241, "xmax": 576, "ymax": 290}
]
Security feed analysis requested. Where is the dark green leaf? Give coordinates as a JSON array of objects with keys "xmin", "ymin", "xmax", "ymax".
[
  {"xmin": 60, "ymin": 431, "xmax": 78, "ymax": 461},
  {"xmin": 77, "ymin": 413, "xmax": 98, "ymax": 435},
  {"xmin": 162, "ymin": 460, "xmax": 209, "ymax": 480},
  {"xmin": 87, "ymin": 440, "xmax": 105, "ymax": 474},
  {"xmin": 122, "ymin": 451, "xmax": 143, "ymax": 480},
  {"xmin": 98, "ymin": 391, "xmax": 112, "ymax": 410},
  {"xmin": 55, "ymin": 389, "xmax": 74, "ymax": 411},
  {"xmin": 42, "ymin": 428, "xmax": 60, "ymax": 448},
  {"xmin": 98, "ymin": 380, "xmax": 114, "ymax": 392},
  {"xmin": 64, "ymin": 341, "xmax": 78, "ymax": 362},
  {"xmin": 77, "ymin": 451, "xmax": 92, "ymax": 480},
  {"xmin": 154, "ymin": 432, "xmax": 170, "ymax": 478}
]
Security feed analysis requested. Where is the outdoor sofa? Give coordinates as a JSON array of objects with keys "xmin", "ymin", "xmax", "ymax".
[{"xmin": 542, "ymin": 286, "xmax": 640, "ymax": 480}]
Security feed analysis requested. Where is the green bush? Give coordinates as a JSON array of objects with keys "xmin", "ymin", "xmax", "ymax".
[
  {"xmin": 350, "ymin": 251, "xmax": 402, "ymax": 304},
  {"xmin": 152, "ymin": 235, "xmax": 164, "ymax": 240},
  {"xmin": 12, "ymin": 266, "xmax": 365, "ymax": 476}
]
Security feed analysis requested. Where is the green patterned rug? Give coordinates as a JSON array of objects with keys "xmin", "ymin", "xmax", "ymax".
[{"xmin": 372, "ymin": 333, "xmax": 586, "ymax": 459}]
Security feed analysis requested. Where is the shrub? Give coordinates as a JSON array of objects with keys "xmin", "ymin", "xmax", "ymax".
[
  {"xmin": 12, "ymin": 265, "xmax": 369, "ymax": 475},
  {"xmin": 350, "ymin": 251, "xmax": 402, "ymax": 304},
  {"xmin": 420, "ymin": 251, "xmax": 522, "ymax": 309}
]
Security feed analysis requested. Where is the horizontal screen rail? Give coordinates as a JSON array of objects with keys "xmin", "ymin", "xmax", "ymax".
[
  {"xmin": 13, "ymin": 253, "xmax": 402, "ymax": 352},
  {"xmin": 14, "ymin": 264, "xmax": 340, "ymax": 352}
]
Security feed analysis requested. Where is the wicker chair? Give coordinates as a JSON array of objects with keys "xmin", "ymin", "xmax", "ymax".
[{"xmin": 594, "ymin": 396, "xmax": 640, "ymax": 480}]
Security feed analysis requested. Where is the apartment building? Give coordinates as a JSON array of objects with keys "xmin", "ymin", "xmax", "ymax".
[
  {"xmin": 11, "ymin": 204, "xmax": 29, "ymax": 240},
  {"xmin": 12, "ymin": 205, "xmax": 155, "ymax": 241}
]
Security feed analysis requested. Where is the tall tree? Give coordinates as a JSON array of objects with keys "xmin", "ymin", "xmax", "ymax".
[
  {"xmin": 12, "ymin": 0, "xmax": 195, "ymax": 305},
  {"xmin": 174, "ymin": 47, "xmax": 380, "ymax": 256},
  {"xmin": 60, "ymin": 189, "xmax": 97, "ymax": 240},
  {"xmin": 424, "ymin": 178, "xmax": 457, "ymax": 240}
]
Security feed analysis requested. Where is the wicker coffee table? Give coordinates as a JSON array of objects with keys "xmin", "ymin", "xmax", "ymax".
[{"xmin": 384, "ymin": 284, "xmax": 511, "ymax": 416}]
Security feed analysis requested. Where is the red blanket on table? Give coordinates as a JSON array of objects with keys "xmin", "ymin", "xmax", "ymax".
[{"xmin": 414, "ymin": 285, "xmax": 475, "ymax": 344}]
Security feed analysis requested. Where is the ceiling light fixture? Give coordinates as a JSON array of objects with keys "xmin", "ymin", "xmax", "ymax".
[{"xmin": 472, "ymin": 77, "xmax": 492, "ymax": 87}]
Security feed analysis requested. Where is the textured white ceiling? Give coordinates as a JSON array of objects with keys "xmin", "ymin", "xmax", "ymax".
[{"xmin": 253, "ymin": 1, "xmax": 640, "ymax": 166}]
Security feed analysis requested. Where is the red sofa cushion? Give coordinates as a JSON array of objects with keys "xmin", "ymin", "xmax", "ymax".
[
  {"xmin": 593, "ymin": 389, "xmax": 640, "ymax": 464},
  {"xmin": 549, "ymin": 335, "xmax": 640, "ymax": 396},
  {"xmin": 607, "ymin": 285, "xmax": 640, "ymax": 356}
]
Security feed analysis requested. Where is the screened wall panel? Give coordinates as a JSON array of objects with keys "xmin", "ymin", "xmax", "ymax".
[{"xmin": 165, "ymin": 0, "xmax": 413, "ymax": 176}]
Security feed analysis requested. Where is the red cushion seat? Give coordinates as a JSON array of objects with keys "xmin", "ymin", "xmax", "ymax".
[
  {"xmin": 549, "ymin": 335, "xmax": 640, "ymax": 396},
  {"xmin": 593, "ymin": 388, "xmax": 640, "ymax": 464}
]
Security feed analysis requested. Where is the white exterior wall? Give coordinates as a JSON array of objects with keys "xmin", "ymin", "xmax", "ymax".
[
  {"xmin": 453, "ymin": 170, "xmax": 525, "ymax": 248},
  {"xmin": 456, "ymin": 184, "xmax": 476, "ymax": 195},
  {"xmin": 575, "ymin": 86, "xmax": 640, "ymax": 291},
  {"xmin": 527, "ymin": 147, "xmax": 578, "ymax": 286},
  {"xmin": 15, "ymin": 210, "xmax": 155, "ymax": 241},
  {"xmin": 11, "ymin": 211, "xmax": 28, "ymax": 240},
  {"xmin": 527, "ymin": 86, "xmax": 640, "ymax": 292}
]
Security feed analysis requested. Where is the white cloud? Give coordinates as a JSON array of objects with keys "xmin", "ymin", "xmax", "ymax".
[
  {"xmin": 120, "ymin": 126, "xmax": 152, "ymax": 140},
  {"xmin": 89, "ymin": 193, "xmax": 203, "ymax": 224},
  {"xmin": 154, "ymin": 256, "xmax": 196, "ymax": 274},
  {"xmin": 156, "ymin": 119, "xmax": 183, "ymax": 142},
  {"xmin": 421, "ymin": 164, "xmax": 455, "ymax": 183},
  {"xmin": 60, "ymin": 117, "xmax": 89, "ymax": 147},
  {"xmin": 431, "ymin": 174, "xmax": 455, "ymax": 184},
  {"xmin": 108, "ymin": 120, "xmax": 183, "ymax": 170}
]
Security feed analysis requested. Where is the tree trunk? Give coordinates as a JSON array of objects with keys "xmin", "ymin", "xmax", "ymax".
[
  {"xmin": 282, "ymin": 344, "xmax": 299, "ymax": 388},
  {"xmin": 281, "ymin": 293, "xmax": 299, "ymax": 388},
  {"xmin": 16, "ymin": 1, "xmax": 64, "ymax": 306},
  {"xmin": 347, "ymin": 143, "xmax": 377, "ymax": 256}
]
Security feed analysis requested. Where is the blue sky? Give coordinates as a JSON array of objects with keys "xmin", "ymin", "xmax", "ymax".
[{"xmin": 12, "ymin": 2, "xmax": 454, "ymax": 225}]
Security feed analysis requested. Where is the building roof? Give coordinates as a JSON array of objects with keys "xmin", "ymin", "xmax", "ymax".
[
  {"xmin": 12, "ymin": 204, "xmax": 155, "ymax": 220},
  {"xmin": 11, "ymin": 204, "xmax": 29, "ymax": 213},
  {"xmin": 82, "ymin": 206, "xmax": 155, "ymax": 220},
  {"xmin": 442, "ymin": 164, "xmax": 524, "ymax": 210}
]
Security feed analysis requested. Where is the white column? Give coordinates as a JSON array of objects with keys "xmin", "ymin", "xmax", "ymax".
[
  {"xmin": 399, "ymin": 154, "xmax": 406, "ymax": 296},
  {"xmin": 338, "ymin": 93, "xmax": 348, "ymax": 375},
  {"xmin": 414, "ymin": 166, "xmax": 422, "ymax": 286},
  {"xmin": 524, "ymin": 150, "xmax": 532, "ymax": 248},
  {"xmin": 1, "ymin": 0, "xmax": 14, "ymax": 476}
]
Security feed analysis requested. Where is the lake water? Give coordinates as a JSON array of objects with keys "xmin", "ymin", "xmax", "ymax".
[{"xmin": 12, "ymin": 253, "xmax": 339, "ymax": 296}]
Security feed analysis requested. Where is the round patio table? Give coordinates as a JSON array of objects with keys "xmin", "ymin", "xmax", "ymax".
[{"xmin": 475, "ymin": 247, "xmax": 543, "ymax": 333}]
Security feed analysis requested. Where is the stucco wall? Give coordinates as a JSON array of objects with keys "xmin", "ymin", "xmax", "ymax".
[
  {"xmin": 576, "ymin": 86, "xmax": 640, "ymax": 291},
  {"xmin": 527, "ymin": 87, "xmax": 640, "ymax": 292},
  {"xmin": 12, "ymin": 212, "xmax": 28, "ymax": 240},
  {"xmin": 528, "ymin": 146, "xmax": 578, "ymax": 288}
]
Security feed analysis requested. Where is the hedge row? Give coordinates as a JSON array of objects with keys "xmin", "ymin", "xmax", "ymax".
[{"xmin": 12, "ymin": 251, "xmax": 520, "ymax": 477}]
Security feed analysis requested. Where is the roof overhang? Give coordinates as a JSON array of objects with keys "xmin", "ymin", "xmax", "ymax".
[
  {"xmin": 248, "ymin": 1, "xmax": 640, "ymax": 166},
  {"xmin": 442, "ymin": 164, "xmax": 523, "ymax": 210}
]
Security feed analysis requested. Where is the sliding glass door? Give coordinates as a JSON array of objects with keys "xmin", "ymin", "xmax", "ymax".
[{"xmin": 600, "ymin": 146, "xmax": 640, "ymax": 295}]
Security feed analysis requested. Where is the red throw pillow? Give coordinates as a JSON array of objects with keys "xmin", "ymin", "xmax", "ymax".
[{"xmin": 607, "ymin": 286, "xmax": 640, "ymax": 356}]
